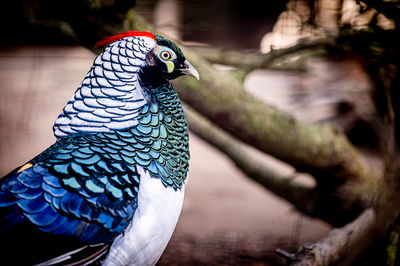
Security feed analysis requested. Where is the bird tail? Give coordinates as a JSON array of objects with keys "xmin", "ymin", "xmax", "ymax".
[{"xmin": 35, "ymin": 243, "xmax": 110, "ymax": 266}]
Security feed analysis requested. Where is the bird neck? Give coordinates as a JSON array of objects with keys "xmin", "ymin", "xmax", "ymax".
[{"xmin": 138, "ymin": 64, "xmax": 169, "ymax": 88}]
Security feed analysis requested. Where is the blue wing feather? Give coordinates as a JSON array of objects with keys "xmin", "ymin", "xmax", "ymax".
[
  {"xmin": 39, "ymin": 214, "xmax": 68, "ymax": 232},
  {"xmin": 0, "ymin": 132, "xmax": 141, "ymax": 246},
  {"xmin": 24, "ymin": 205, "xmax": 60, "ymax": 227}
]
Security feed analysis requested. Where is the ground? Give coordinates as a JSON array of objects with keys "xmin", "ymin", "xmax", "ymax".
[{"xmin": 0, "ymin": 46, "xmax": 331, "ymax": 265}]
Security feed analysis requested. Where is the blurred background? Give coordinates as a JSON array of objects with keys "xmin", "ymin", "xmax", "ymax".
[{"xmin": 0, "ymin": 0, "xmax": 399, "ymax": 265}]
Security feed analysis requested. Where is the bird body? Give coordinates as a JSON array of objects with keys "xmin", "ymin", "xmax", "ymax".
[{"xmin": 0, "ymin": 31, "xmax": 198, "ymax": 265}]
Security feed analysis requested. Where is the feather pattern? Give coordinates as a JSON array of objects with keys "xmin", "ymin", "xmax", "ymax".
[{"xmin": 53, "ymin": 36, "xmax": 156, "ymax": 138}]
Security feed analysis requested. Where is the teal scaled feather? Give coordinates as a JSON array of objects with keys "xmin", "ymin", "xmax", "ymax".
[{"xmin": 135, "ymin": 83, "xmax": 190, "ymax": 189}]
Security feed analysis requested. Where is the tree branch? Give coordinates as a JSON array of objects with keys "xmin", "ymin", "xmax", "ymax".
[
  {"xmin": 287, "ymin": 208, "xmax": 376, "ymax": 265},
  {"xmin": 184, "ymin": 105, "xmax": 318, "ymax": 214},
  {"xmin": 189, "ymin": 38, "xmax": 332, "ymax": 73}
]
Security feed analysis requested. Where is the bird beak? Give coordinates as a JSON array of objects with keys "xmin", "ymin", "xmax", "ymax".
[{"xmin": 180, "ymin": 60, "xmax": 200, "ymax": 80}]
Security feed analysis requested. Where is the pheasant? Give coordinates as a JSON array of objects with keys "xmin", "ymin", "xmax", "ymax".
[{"xmin": 0, "ymin": 31, "xmax": 199, "ymax": 265}]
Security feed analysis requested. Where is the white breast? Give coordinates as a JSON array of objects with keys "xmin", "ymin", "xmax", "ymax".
[{"xmin": 103, "ymin": 166, "xmax": 185, "ymax": 266}]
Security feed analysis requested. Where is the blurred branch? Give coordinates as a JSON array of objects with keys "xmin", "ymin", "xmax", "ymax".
[
  {"xmin": 189, "ymin": 38, "xmax": 332, "ymax": 73},
  {"xmin": 287, "ymin": 209, "xmax": 376, "ymax": 265},
  {"xmin": 359, "ymin": 0, "xmax": 400, "ymax": 25},
  {"xmin": 188, "ymin": 46, "xmax": 263, "ymax": 69},
  {"xmin": 184, "ymin": 105, "xmax": 318, "ymax": 215}
]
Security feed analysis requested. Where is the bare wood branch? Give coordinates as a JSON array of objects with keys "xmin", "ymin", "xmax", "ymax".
[{"xmin": 289, "ymin": 209, "xmax": 376, "ymax": 266}]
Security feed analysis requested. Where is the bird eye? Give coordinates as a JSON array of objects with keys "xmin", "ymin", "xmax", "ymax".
[{"xmin": 160, "ymin": 50, "xmax": 173, "ymax": 60}]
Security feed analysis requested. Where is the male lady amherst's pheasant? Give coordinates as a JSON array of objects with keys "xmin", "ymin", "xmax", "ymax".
[{"xmin": 0, "ymin": 31, "xmax": 199, "ymax": 265}]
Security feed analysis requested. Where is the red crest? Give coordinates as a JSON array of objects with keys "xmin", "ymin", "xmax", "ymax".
[{"xmin": 95, "ymin": 31, "xmax": 155, "ymax": 47}]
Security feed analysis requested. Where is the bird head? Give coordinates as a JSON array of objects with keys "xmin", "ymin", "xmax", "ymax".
[
  {"xmin": 96, "ymin": 31, "xmax": 199, "ymax": 86},
  {"xmin": 144, "ymin": 34, "xmax": 199, "ymax": 82}
]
